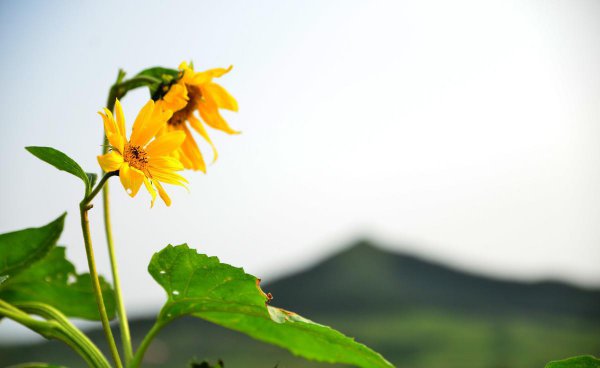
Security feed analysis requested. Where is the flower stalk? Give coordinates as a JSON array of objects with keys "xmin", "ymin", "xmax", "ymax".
[
  {"xmin": 80, "ymin": 171, "xmax": 122, "ymax": 368},
  {"xmin": 102, "ymin": 78, "xmax": 134, "ymax": 364},
  {"xmin": 0, "ymin": 300, "xmax": 110, "ymax": 368},
  {"xmin": 14, "ymin": 301, "xmax": 111, "ymax": 368}
]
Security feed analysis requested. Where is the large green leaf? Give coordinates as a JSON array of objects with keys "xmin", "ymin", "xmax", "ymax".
[
  {"xmin": 149, "ymin": 244, "xmax": 394, "ymax": 368},
  {"xmin": 0, "ymin": 246, "xmax": 116, "ymax": 320},
  {"xmin": 26, "ymin": 146, "xmax": 90, "ymax": 195},
  {"xmin": 0, "ymin": 214, "xmax": 65, "ymax": 281},
  {"xmin": 546, "ymin": 355, "xmax": 600, "ymax": 368}
]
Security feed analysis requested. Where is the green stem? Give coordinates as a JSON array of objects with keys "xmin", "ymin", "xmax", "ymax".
[
  {"xmin": 97, "ymin": 70, "xmax": 165, "ymax": 365},
  {"xmin": 102, "ymin": 80, "xmax": 134, "ymax": 364},
  {"xmin": 79, "ymin": 196, "xmax": 123, "ymax": 368},
  {"xmin": 0, "ymin": 301, "xmax": 106, "ymax": 368},
  {"xmin": 83, "ymin": 171, "xmax": 117, "ymax": 205},
  {"xmin": 129, "ymin": 320, "xmax": 167, "ymax": 368},
  {"xmin": 14, "ymin": 302, "xmax": 110, "ymax": 368}
]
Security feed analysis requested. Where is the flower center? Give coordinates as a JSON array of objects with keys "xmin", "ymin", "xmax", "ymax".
[
  {"xmin": 124, "ymin": 143, "xmax": 148, "ymax": 170},
  {"xmin": 167, "ymin": 85, "xmax": 202, "ymax": 127}
]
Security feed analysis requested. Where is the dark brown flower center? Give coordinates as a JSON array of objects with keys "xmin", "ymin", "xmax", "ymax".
[{"xmin": 124, "ymin": 143, "xmax": 148, "ymax": 170}]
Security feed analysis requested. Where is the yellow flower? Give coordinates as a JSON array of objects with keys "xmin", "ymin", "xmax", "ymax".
[
  {"xmin": 156, "ymin": 61, "xmax": 239, "ymax": 172},
  {"xmin": 97, "ymin": 99, "xmax": 188, "ymax": 207}
]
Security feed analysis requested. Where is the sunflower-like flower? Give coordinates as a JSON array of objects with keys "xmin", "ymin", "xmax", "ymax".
[
  {"xmin": 97, "ymin": 99, "xmax": 188, "ymax": 206},
  {"xmin": 156, "ymin": 61, "xmax": 239, "ymax": 172}
]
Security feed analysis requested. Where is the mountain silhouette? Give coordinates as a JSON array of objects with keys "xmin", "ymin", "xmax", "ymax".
[
  {"xmin": 1, "ymin": 240, "xmax": 598, "ymax": 368},
  {"xmin": 265, "ymin": 240, "xmax": 600, "ymax": 319}
]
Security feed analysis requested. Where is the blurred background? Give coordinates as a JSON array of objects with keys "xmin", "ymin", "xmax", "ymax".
[{"xmin": 0, "ymin": 0, "xmax": 599, "ymax": 367}]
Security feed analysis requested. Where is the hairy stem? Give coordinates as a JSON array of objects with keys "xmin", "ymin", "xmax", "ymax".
[{"xmin": 80, "ymin": 182, "xmax": 123, "ymax": 368}]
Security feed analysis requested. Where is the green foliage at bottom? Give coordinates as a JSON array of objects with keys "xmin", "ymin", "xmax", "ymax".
[
  {"xmin": 0, "ymin": 215, "xmax": 115, "ymax": 320},
  {"xmin": 545, "ymin": 355, "xmax": 600, "ymax": 368},
  {"xmin": 149, "ymin": 244, "xmax": 394, "ymax": 368}
]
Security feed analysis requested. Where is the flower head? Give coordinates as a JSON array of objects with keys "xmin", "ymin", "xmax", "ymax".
[
  {"xmin": 97, "ymin": 99, "xmax": 187, "ymax": 206},
  {"xmin": 156, "ymin": 61, "xmax": 239, "ymax": 172}
]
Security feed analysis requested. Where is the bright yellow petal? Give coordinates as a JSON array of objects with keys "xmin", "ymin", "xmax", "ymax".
[
  {"xmin": 203, "ymin": 83, "xmax": 238, "ymax": 112},
  {"xmin": 97, "ymin": 151, "xmax": 124, "ymax": 172},
  {"xmin": 114, "ymin": 99, "xmax": 126, "ymax": 137},
  {"xmin": 146, "ymin": 130, "xmax": 186, "ymax": 157},
  {"xmin": 100, "ymin": 109, "xmax": 125, "ymax": 153},
  {"xmin": 148, "ymin": 167, "xmax": 188, "ymax": 187},
  {"xmin": 180, "ymin": 125, "xmax": 206, "ymax": 171},
  {"xmin": 143, "ymin": 177, "xmax": 157, "ymax": 208},
  {"xmin": 161, "ymin": 83, "xmax": 189, "ymax": 112},
  {"xmin": 129, "ymin": 100, "xmax": 155, "ymax": 146},
  {"xmin": 188, "ymin": 115, "xmax": 218, "ymax": 163},
  {"xmin": 131, "ymin": 101, "xmax": 173, "ymax": 147},
  {"xmin": 178, "ymin": 61, "xmax": 191, "ymax": 71},
  {"xmin": 192, "ymin": 66, "xmax": 233, "ymax": 83},
  {"xmin": 174, "ymin": 146, "xmax": 195, "ymax": 171},
  {"xmin": 197, "ymin": 99, "xmax": 239, "ymax": 135},
  {"xmin": 153, "ymin": 180, "xmax": 172, "ymax": 207},
  {"xmin": 148, "ymin": 155, "xmax": 185, "ymax": 171},
  {"xmin": 119, "ymin": 163, "xmax": 144, "ymax": 197}
]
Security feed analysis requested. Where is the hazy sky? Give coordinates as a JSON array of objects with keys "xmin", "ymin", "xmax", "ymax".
[{"xmin": 1, "ymin": 0, "xmax": 599, "ymax": 334}]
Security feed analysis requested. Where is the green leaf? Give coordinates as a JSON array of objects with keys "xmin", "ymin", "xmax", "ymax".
[
  {"xmin": 86, "ymin": 173, "xmax": 98, "ymax": 189},
  {"xmin": 149, "ymin": 244, "xmax": 394, "ymax": 368},
  {"xmin": 0, "ymin": 246, "xmax": 116, "ymax": 320},
  {"xmin": 135, "ymin": 67, "xmax": 180, "ymax": 99},
  {"xmin": 137, "ymin": 66, "xmax": 179, "ymax": 82},
  {"xmin": 26, "ymin": 147, "xmax": 90, "ymax": 194},
  {"xmin": 545, "ymin": 355, "xmax": 600, "ymax": 368},
  {"xmin": 0, "ymin": 214, "xmax": 66, "ymax": 280}
]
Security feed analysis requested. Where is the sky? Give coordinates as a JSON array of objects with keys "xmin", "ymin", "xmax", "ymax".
[{"xmin": 0, "ymin": 0, "xmax": 599, "ymax": 339}]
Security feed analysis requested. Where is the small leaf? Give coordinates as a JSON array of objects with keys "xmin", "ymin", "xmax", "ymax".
[
  {"xmin": 0, "ymin": 214, "xmax": 66, "ymax": 280},
  {"xmin": 545, "ymin": 355, "xmax": 600, "ymax": 368},
  {"xmin": 86, "ymin": 173, "xmax": 98, "ymax": 189},
  {"xmin": 0, "ymin": 246, "xmax": 116, "ymax": 320},
  {"xmin": 136, "ymin": 67, "xmax": 180, "ymax": 99},
  {"xmin": 149, "ymin": 244, "xmax": 394, "ymax": 368},
  {"xmin": 26, "ymin": 147, "xmax": 90, "ymax": 194},
  {"xmin": 137, "ymin": 66, "xmax": 179, "ymax": 82}
]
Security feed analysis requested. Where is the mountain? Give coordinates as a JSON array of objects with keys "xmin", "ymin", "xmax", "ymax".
[
  {"xmin": 1, "ymin": 240, "xmax": 599, "ymax": 368},
  {"xmin": 266, "ymin": 240, "xmax": 600, "ymax": 318}
]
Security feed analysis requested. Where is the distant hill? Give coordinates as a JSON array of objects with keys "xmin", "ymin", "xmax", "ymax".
[
  {"xmin": 266, "ymin": 240, "xmax": 600, "ymax": 319},
  {"xmin": 1, "ymin": 240, "xmax": 599, "ymax": 368}
]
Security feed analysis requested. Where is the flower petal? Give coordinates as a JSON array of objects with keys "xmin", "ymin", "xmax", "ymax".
[
  {"xmin": 100, "ymin": 109, "xmax": 125, "ymax": 153},
  {"xmin": 148, "ymin": 167, "xmax": 188, "ymax": 187},
  {"xmin": 161, "ymin": 83, "xmax": 189, "ymax": 112},
  {"xmin": 119, "ymin": 163, "xmax": 144, "ymax": 197},
  {"xmin": 146, "ymin": 130, "xmax": 186, "ymax": 157},
  {"xmin": 197, "ymin": 98, "xmax": 239, "ymax": 135},
  {"xmin": 178, "ymin": 125, "xmax": 206, "ymax": 171},
  {"xmin": 188, "ymin": 115, "xmax": 218, "ymax": 163},
  {"xmin": 153, "ymin": 180, "xmax": 172, "ymax": 207},
  {"xmin": 143, "ymin": 177, "xmax": 157, "ymax": 208},
  {"xmin": 114, "ymin": 99, "xmax": 127, "ymax": 138},
  {"xmin": 203, "ymin": 83, "xmax": 238, "ymax": 112},
  {"xmin": 130, "ymin": 100, "xmax": 173, "ymax": 147},
  {"xmin": 148, "ymin": 156, "xmax": 185, "ymax": 171},
  {"xmin": 97, "ymin": 151, "xmax": 124, "ymax": 172}
]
